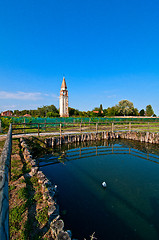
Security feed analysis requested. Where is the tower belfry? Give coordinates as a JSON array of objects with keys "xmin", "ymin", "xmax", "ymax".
[{"xmin": 59, "ymin": 77, "xmax": 69, "ymax": 117}]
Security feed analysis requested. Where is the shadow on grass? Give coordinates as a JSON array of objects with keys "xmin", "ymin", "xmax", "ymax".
[{"xmin": 18, "ymin": 140, "xmax": 50, "ymax": 239}]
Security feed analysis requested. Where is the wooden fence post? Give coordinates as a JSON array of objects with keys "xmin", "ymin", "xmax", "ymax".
[
  {"xmin": 0, "ymin": 119, "xmax": 2, "ymax": 133},
  {"xmin": 45, "ymin": 119, "xmax": 46, "ymax": 132},
  {"xmin": 60, "ymin": 124, "xmax": 62, "ymax": 137},
  {"xmin": 23, "ymin": 118, "xmax": 25, "ymax": 133},
  {"xmin": 148, "ymin": 122, "xmax": 149, "ymax": 132},
  {"xmin": 129, "ymin": 122, "xmax": 131, "ymax": 133},
  {"xmin": 112, "ymin": 122, "xmax": 114, "ymax": 133},
  {"xmin": 96, "ymin": 123, "xmax": 98, "ymax": 133},
  {"xmin": 38, "ymin": 124, "xmax": 40, "ymax": 136},
  {"xmin": 80, "ymin": 123, "xmax": 82, "ymax": 133}
]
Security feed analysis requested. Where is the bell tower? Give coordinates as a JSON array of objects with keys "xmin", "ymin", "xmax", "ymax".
[{"xmin": 59, "ymin": 77, "xmax": 69, "ymax": 117}]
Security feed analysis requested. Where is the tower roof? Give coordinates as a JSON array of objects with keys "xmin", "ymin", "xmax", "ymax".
[{"xmin": 61, "ymin": 77, "xmax": 67, "ymax": 90}]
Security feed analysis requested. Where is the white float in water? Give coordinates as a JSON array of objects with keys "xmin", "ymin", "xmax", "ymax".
[{"xmin": 102, "ymin": 182, "xmax": 107, "ymax": 188}]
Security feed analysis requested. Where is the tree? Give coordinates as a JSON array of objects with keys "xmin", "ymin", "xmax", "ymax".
[
  {"xmin": 116, "ymin": 100, "xmax": 135, "ymax": 116},
  {"xmin": 139, "ymin": 109, "xmax": 145, "ymax": 116},
  {"xmin": 107, "ymin": 107, "xmax": 117, "ymax": 116},
  {"xmin": 146, "ymin": 105, "xmax": 154, "ymax": 116},
  {"xmin": 100, "ymin": 104, "xmax": 103, "ymax": 111}
]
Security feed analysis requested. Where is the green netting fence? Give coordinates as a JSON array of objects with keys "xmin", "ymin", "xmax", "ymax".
[{"xmin": 2, "ymin": 116, "xmax": 159, "ymax": 125}]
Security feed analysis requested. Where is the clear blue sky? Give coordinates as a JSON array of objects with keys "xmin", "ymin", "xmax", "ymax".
[{"xmin": 0, "ymin": 0, "xmax": 159, "ymax": 115}]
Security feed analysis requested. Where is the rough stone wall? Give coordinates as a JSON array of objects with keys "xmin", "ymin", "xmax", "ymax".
[
  {"xmin": 45, "ymin": 131, "xmax": 159, "ymax": 148},
  {"xmin": 0, "ymin": 124, "xmax": 12, "ymax": 240},
  {"xmin": 20, "ymin": 138, "xmax": 72, "ymax": 240}
]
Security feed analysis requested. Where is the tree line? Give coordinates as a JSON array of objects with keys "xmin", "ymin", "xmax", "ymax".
[
  {"xmin": 10, "ymin": 100, "xmax": 156, "ymax": 117},
  {"xmin": 69, "ymin": 100, "xmax": 155, "ymax": 117}
]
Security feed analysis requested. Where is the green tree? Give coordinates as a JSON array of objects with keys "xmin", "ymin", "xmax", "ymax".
[
  {"xmin": 107, "ymin": 107, "xmax": 117, "ymax": 116},
  {"xmin": 146, "ymin": 105, "xmax": 154, "ymax": 116},
  {"xmin": 139, "ymin": 109, "xmax": 145, "ymax": 116},
  {"xmin": 116, "ymin": 100, "xmax": 135, "ymax": 116},
  {"xmin": 100, "ymin": 104, "xmax": 103, "ymax": 111}
]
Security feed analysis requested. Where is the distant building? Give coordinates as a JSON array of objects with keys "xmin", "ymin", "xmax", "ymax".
[
  {"xmin": 93, "ymin": 110, "xmax": 103, "ymax": 114},
  {"xmin": 23, "ymin": 114, "xmax": 31, "ymax": 117},
  {"xmin": 59, "ymin": 77, "xmax": 69, "ymax": 117},
  {"xmin": 1, "ymin": 110, "xmax": 13, "ymax": 116}
]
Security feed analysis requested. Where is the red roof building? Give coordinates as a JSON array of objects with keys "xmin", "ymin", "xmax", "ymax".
[{"xmin": 1, "ymin": 110, "xmax": 13, "ymax": 116}]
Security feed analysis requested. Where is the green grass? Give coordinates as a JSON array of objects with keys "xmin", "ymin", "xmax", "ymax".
[
  {"xmin": 34, "ymin": 191, "xmax": 43, "ymax": 202},
  {"xmin": 36, "ymin": 206, "xmax": 48, "ymax": 225},
  {"xmin": 10, "ymin": 204, "xmax": 26, "ymax": 235},
  {"xmin": 18, "ymin": 187, "xmax": 28, "ymax": 200},
  {"xmin": 9, "ymin": 185, "xmax": 16, "ymax": 191}
]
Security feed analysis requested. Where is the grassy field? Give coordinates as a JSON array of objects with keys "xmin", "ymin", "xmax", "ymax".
[{"xmin": 7, "ymin": 138, "xmax": 52, "ymax": 240}]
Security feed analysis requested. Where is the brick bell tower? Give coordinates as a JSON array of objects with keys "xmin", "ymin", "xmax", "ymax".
[{"xmin": 59, "ymin": 77, "xmax": 69, "ymax": 117}]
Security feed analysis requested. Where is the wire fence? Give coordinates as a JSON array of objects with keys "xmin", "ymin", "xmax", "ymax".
[{"xmin": 12, "ymin": 121, "xmax": 159, "ymax": 136}]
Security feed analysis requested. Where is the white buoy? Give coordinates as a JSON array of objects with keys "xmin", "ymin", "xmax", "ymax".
[{"xmin": 102, "ymin": 181, "xmax": 107, "ymax": 188}]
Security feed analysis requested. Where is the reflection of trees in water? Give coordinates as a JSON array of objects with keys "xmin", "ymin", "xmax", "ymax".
[
  {"xmin": 53, "ymin": 138, "xmax": 159, "ymax": 157},
  {"xmin": 112, "ymin": 138, "xmax": 159, "ymax": 155}
]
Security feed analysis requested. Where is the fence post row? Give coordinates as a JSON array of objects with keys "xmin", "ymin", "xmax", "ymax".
[
  {"xmin": 11, "ymin": 120, "xmax": 159, "ymax": 135},
  {"xmin": 0, "ymin": 124, "xmax": 12, "ymax": 240}
]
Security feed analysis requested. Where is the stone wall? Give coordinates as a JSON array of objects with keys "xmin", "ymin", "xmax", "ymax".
[
  {"xmin": 0, "ymin": 124, "xmax": 12, "ymax": 240},
  {"xmin": 45, "ymin": 131, "xmax": 159, "ymax": 148},
  {"xmin": 20, "ymin": 138, "xmax": 72, "ymax": 240}
]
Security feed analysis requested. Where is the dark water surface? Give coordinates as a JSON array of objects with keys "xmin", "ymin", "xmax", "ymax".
[{"xmin": 38, "ymin": 140, "xmax": 159, "ymax": 240}]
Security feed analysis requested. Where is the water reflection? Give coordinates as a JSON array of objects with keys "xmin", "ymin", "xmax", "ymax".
[
  {"xmin": 38, "ymin": 140, "xmax": 159, "ymax": 240},
  {"xmin": 37, "ymin": 139, "xmax": 159, "ymax": 167}
]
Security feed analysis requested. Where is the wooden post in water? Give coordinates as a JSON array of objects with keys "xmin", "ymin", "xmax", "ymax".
[{"xmin": 60, "ymin": 124, "xmax": 62, "ymax": 145}]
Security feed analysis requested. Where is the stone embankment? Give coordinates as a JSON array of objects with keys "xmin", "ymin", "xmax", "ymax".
[
  {"xmin": 20, "ymin": 138, "xmax": 72, "ymax": 240},
  {"xmin": 45, "ymin": 131, "xmax": 159, "ymax": 147}
]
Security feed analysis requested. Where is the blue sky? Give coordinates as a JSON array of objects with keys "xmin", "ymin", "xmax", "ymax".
[{"xmin": 0, "ymin": 0, "xmax": 159, "ymax": 114}]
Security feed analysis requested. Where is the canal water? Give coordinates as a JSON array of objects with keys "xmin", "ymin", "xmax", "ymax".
[{"xmin": 38, "ymin": 140, "xmax": 159, "ymax": 240}]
